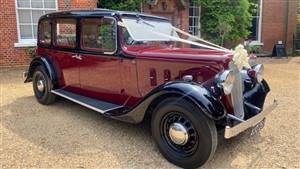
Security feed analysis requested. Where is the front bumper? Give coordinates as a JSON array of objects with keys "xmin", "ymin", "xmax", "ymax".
[{"xmin": 224, "ymin": 99, "xmax": 278, "ymax": 139}]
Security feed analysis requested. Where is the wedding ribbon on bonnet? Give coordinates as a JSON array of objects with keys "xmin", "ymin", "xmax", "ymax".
[
  {"xmin": 118, "ymin": 21, "xmax": 251, "ymax": 70},
  {"xmin": 232, "ymin": 45, "xmax": 251, "ymax": 71}
]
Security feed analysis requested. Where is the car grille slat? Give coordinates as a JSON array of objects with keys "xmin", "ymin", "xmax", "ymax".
[{"xmin": 230, "ymin": 63, "xmax": 245, "ymax": 119}]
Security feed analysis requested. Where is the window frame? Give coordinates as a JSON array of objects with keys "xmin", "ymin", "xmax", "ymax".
[
  {"xmin": 188, "ymin": 0, "xmax": 201, "ymax": 37},
  {"xmin": 14, "ymin": 0, "xmax": 58, "ymax": 47},
  {"xmin": 249, "ymin": 0, "xmax": 263, "ymax": 46},
  {"xmin": 79, "ymin": 16, "xmax": 118, "ymax": 55},
  {"xmin": 37, "ymin": 18, "xmax": 52, "ymax": 47},
  {"xmin": 52, "ymin": 18, "xmax": 78, "ymax": 49}
]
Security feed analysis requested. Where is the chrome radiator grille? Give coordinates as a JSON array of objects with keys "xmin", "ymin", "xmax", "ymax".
[{"xmin": 230, "ymin": 63, "xmax": 245, "ymax": 119}]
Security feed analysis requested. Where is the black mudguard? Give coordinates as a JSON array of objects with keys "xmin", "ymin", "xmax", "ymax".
[
  {"xmin": 109, "ymin": 81, "xmax": 226, "ymax": 123},
  {"xmin": 24, "ymin": 56, "xmax": 57, "ymax": 84}
]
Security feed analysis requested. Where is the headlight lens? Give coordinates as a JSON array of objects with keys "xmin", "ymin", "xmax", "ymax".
[
  {"xmin": 253, "ymin": 64, "xmax": 264, "ymax": 82},
  {"xmin": 217, "ymin": 70, "xmax": 235, "ymax": 95}
]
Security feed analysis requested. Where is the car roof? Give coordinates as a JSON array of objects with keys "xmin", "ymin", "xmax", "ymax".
[{"xmin": 40, "ymin": 9, "xmax": 169, "ymax": 21}]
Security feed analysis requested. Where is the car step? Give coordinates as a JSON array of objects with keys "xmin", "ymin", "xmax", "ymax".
[{"xmin": 51, "ymin": 89, "xmax": 123, "ymax": 114}]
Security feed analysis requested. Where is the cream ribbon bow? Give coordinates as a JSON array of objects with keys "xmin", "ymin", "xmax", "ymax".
[{"xmin": 232, "ymin": 44, "xmax": 251, "ymax": 71}]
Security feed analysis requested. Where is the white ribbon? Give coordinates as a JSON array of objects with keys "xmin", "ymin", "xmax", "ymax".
[{"xmin": 119, "ymin": 20, "xmax": 251, "ymax": 70}]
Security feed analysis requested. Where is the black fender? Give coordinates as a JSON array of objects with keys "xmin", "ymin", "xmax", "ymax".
[
  {"xmin": 24, "ymin": 56, "xmax": 57, "ymax": 84},
  {"xmin": 110, "ymin": 81, "xmax": 226, "ymax": 123}
]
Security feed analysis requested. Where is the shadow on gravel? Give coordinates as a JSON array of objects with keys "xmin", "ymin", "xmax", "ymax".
[{"xmin": 1, "ymin": 95, "xmax": 266, "ymax": 168}]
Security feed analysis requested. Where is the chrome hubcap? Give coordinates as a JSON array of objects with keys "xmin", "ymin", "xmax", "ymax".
[
  {"xmin": 168, "ymin": 122, "xmax": 189, "ymax": 145},
  {"xmin": 37, "ymin": 79, "xmax": 45, "ymax": 92}
]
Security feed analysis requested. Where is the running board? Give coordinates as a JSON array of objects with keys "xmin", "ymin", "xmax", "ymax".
[{"xmin": 51, "ymin": 89, "xmax": 123, "ymax": 114}]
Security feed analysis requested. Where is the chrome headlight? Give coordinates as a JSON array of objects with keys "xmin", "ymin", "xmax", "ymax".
[
  {"xmin": 253, "ymin": 64, "xmax": 264, "ymax": 82},
  {"xmin": 217, "ymin": 70, "xmax": 235, "ymax": 95}
]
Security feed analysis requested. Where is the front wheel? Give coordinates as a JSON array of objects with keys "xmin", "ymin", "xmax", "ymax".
[
  {"xmin": 151, "ymin": 98, "xmax": 217, "ymax": 168},
  {"xmin": 32, "ymin": 66, "xmax": 56, "ymax": 105}
]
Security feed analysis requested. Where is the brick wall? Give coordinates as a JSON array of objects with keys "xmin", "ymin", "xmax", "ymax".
[
  {"xmin": 142, "ymin": 0, "xmax": 189, "ymax": 48},
  {"xmin": 0, "ymin": 0, "xmax": 97, "ymax": 67},
  {"xmin": 143, "ymin": 0, "xmax": 297, "ymax": 53},
  {"xmin": 58, "ymin": 0, "xmax": 96, "ymax": 10},
  {"xmin": 1, "ymin": 0, "xmax": 297, "ymax": 67},
  {"xmin": 143, "ymin": 0, "xmax": 189, "ymax": 32},
  {"xmin": 0, "ymin": 0, "xmax": 28, "ymax": 66},
  {"xmin": 261, "ymin": 0, "xmax": 297, "ymax": 52}
]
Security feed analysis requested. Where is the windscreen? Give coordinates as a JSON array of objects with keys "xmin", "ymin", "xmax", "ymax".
[
  {"xmin": 120, "ymin": 16, "xmax": 230, "ymax": 52},
  {"xmin": 121, "ymin": 17, "xmax": 179, "ymax": 41}
]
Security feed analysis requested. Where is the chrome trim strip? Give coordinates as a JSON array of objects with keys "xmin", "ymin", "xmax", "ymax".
[
  {"xmin": 244, "ymin": 101, "xmax": 261, "ymax": 112},
  {"xmin": 224, "ymin": 99, "xmax": 278, "ymax": 139},
  {"xmin": 51, "ymin": 90, "xmax": 123, "ymax": 114},
  {"xmin": 227, "ymin": 114, "xmax": 245, "ymax": 123},
  {"xmin": 105, "ymin": 105, "xmax": 124, "ymax": 112},
  {"xmin": 51, "ymin": 90, "xmax": 105, "ymax": 114}
]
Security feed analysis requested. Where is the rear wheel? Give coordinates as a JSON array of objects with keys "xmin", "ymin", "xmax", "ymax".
[
  {"xmin": 151, "ymin": 98, "xmax": 217, "ymax": 168},
  {"xmin": 32, "ymin": 66, "xmax": 56, "ymax": 105}
]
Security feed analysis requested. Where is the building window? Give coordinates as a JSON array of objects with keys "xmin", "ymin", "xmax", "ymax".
[
  {"xmin": 248, "ymin": 0, "xmax": 263, "ymax": 43},
  {"xmin": 15, "ymin": 0, "xmax": 57, "ymax": 47},
  {"xmin": 188, "ymin": 0, "xmax": 201, "ymax": 37}
]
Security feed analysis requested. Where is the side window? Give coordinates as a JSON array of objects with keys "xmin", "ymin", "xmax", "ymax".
[
  {"xmin": 81, "ymin": 18, "xmax": 116, "ymax": 53},
  {"xmin": 54, "ymin": 19, "xmax": 76, "ymax": 48},
  {"xmin": 38, "ymin": 20, "xmax": 51, "ymax": 46}
]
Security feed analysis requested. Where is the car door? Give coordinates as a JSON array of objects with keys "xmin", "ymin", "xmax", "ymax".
[
  {"xmin": 78, "ymin": 17, "xmax": 126, "ymax": 105},
  {"xmin": 49, "ymin": 18, "xmax": 80, "ymax": 92}
]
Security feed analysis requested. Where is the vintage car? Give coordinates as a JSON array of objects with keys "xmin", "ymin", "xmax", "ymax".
[{"xmin": 24, "ymin": 9, "xmax": 278, "ymax": 168}]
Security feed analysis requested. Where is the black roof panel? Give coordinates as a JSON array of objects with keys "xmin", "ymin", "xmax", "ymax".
[{"xmin": 40, "ymin": 9, "xmax": 169, "ymax": 21}]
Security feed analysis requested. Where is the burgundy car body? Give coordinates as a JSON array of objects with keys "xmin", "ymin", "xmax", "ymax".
[
  {"xmin": 23, "ymin": 9, "xmax": 279, "ymax": 168},
  {"xmin": 25, "ymin": 9, "xmax": 274, "ymax": 132}
]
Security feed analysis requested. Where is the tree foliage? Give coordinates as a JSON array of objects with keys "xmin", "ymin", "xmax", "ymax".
[
  {"xmin": 98, "ymin": 0, "xmax": 143, "ymax": 11},
  {"xmin": 99, "ymin": 0, "xmax": 253, "ymax": 46},
  {"xmin": 194, "ymin": 0, "xmax": 252, "ymax": 46}
]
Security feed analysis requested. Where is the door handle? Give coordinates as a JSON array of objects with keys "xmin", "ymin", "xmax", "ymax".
[
  {"xmin": 76, "ymin": 54, "xmax": 82, "ymax": 60},
  {"xmin": 72, "ymin": 54, "xmax": 82, "ymax": 60}
]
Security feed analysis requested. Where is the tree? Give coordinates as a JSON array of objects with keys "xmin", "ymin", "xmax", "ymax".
[
  {"xmin": 217, "ymin": 21, "xmax": 232, "ymax": 46},
  {"xmin": 194, "ymin": 0, "xmax": 252, "ymax": 47},
  {"xmin": 98, "ymin": 0, "xmax": 144, "ymax": 11}
]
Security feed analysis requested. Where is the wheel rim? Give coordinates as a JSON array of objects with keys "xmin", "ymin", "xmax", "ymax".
[
  {"xmin": 161, "ymin": 112, "xmax": 199, "ymax": 157},
  {"xmin": 34, "ymin": 73, "xmax": 46, "ymax": 98},
  {"xmin": 169, "ymin": 122, "xmax": 189, "ymax": 145},
  {"xmin": 37, "ymin": 79, "xmax": 45, "ymax": 92}
]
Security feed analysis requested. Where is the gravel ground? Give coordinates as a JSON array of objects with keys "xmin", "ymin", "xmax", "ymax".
[{"xmin": 1, "ymin": 57, "xmax": 299, "ymax": 169}]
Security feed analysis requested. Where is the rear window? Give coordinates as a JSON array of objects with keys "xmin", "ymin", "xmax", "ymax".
[
  {"xmin": 80, "ymin": 18, "xmax": 116, "ymax": 53},
  {"xmin": 38, "ymin": 20, "xmax": 51, "ymax": 45},
  {"xmin": 54, "ymin": 19, "xmax": 76, "ymax": 48}
]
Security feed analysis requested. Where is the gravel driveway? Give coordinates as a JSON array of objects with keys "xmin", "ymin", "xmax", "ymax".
[{"xmin": 1, "ymin": 58, "xmax": 299, "ymax": 169}]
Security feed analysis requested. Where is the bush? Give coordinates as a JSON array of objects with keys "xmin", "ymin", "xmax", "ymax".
[
  {"xmin": 25, "ymin": 47, "xmax": 36, "ymax": 59},
  {"xmin": 245, "ymin": 44, "xmax": 262, "ymax": 54}
]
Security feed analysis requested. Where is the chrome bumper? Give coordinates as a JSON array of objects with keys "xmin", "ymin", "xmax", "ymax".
[{"xmin": 224, "ymin": 99, "xmax": 278, "ymax": 139}]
